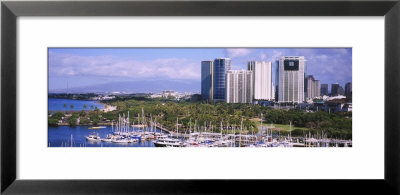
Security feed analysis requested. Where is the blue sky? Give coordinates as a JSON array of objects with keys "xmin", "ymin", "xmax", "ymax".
[{"xmin": 49, "ymin": 48, "xmax": 352, "ymax": 92}]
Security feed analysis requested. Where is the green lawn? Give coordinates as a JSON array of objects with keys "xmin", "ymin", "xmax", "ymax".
[{"xmin": 263, "ymin": 123, "xmax": 309, "ymax": 132}]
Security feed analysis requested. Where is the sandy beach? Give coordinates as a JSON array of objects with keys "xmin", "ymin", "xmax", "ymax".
[{"xmin": 99, "ymin": 103, "xmax": 117, "ymax": 112}]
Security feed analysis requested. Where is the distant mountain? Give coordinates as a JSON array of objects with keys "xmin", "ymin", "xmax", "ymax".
[{"xmin": 49, "ymin": 80, "xmax": 201, "ymax": 94}]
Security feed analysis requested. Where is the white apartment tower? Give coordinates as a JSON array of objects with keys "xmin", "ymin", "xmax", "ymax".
[
  {"xmin": 278, "ymin": 56, "xmax": 306, "ymax": 103},
  {"xmin": 248, "ymin": 61, "xmax": 274, "ymax": 100},
  {"xmin": 225, "ymin": 70, "xmax": 253, "ymax": 103}
]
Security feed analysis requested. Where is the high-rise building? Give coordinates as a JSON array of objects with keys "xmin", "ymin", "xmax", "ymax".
[
  {"xmin": 315, "ymin": 80, "xmax": 320, "ymax": 99},
  {"xmin": 225, "ymin": 70, "xmax": 253, "ymax": 103},
  {"xmin": 320, "ymin": 84, "xmax": 328, "ymax": 96},
  {"xmin": 305, "ymin": 75, "xmax": 320, "ymax": 100},
  {"xmin": 213, "ymin": 58, "xmax": 231, "ymax": 101},
  {"xmin": 331, "ymin": 83, "xmax": 340, "ymax": 96},
  {"xmin": 278, "ymin": 56, "xmax": 306, "ymax": 103},
  {"xmin": 338, "ymin": 86, "xmax": 345, "ymax": 96},
  {"xmin": 247, "ymin": 61, "xmax": 274, "ymax": 100},
  {"xmin": 201, "ymin": 60, "xmax": 214, "ymax": 101},
  {"xmin": 345, "ymin": 82, "xmax": 352, "ymax": 97},
  {"xmin": 275, "ymin": 60, "xmax": 279, "ymax": 101}
]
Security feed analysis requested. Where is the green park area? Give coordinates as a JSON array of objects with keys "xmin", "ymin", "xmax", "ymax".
[
  {"xmin": 271, "ymin": 124, "xmax": 308, "ymax": 132},
  {"xmin": 49, "ymin": 96, "xmax": 352, "ymax": 139}
]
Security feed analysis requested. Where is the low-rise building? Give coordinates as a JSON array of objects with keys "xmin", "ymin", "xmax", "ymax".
[{"xmin": 323, "ymin": 98, "xmax": 352, "ymax": 113}]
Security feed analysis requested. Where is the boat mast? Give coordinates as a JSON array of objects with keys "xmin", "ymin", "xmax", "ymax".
[
  {"xmin": 142, "ymin": 107, "xmax": 145, "ymax": 132},
  {"xmin": 128, "ymin": 111, "xmax": 130, "ymax": 133},
  {"xmin": 154, "ymin": 118, "xmax": 157, "ymax": 133},
  {"xmin": 137, "ymin": 113, "xmax": 140, "ymax": 132},
  {"xmin": 289, "ymin": 120, "xmax": 292, "ymax": 142},
  {"xmin": 150, "ymin": 113, "xmax": 153, "ymax": 132},
  {"xmin": 220, "ymin": 121, "xmax": 223, "ymax": 135},
  {"xmin": 176, "ymin": 118, "xmax": 179, "ymax": 139},
  {"xmin": 189, "ymin": 118, "xmax": 192, "ymax": 134},
  {"xmin": 194, "ymin": 120, "xmax": 197, "ymax": 133},
  {"xmin": 240, "ymin": 118, "xmax": 243, "ymax": 147}
]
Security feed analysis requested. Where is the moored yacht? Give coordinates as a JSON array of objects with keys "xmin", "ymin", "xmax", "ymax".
[
  {"xmin": 153, "ymin": 135, "xmax": 183, "ymax": 147},
  {"xmin": 85, "ymin": 133, "xmax": 101, "ymax": 142}
]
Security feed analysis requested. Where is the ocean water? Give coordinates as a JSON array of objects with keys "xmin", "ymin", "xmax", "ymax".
[
  {"xmin": 48, "ymin": 98, "xmax": 104, "ymax": 111},
  {"xmin": 48, "ymin": 125, "xmax": 162, "ymax": 147}
]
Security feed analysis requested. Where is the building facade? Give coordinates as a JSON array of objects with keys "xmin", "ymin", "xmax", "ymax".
[
  {"xmin": 331, "ymin": 83, "xmax": 340, "ymax": 96},
  {"xmin": 213, "ymin": 58, "xmax": 231, "ymax": 101},
  {"xmin": 345, "ymin": 82, "xmax": 352, "ymax": 97},
  {"xmin": 247, "ymin": 61, "xmax": 274, "ymax": 100},
  {"xmin": 225, "ymin": 70, "xmax": 253, "ymax": 103},
  {"xmin": 320, "ymin": 84, "xmax": 329, "ymax": 96},
  {"xmin": 315, "ymin": 80, "xmax": 321, "ymax": 99},
  {"xmin": 278, "ymin": 56, "xmax": 306, "ymax": 103},
  {"xmin": 201, "ymin": 60, "xmax": 214, "ymax": 101},
  {"xmin": 305, "ymin": 75, "xmax": 321, "ymax": 100},
  {"xmin": 338, "ymin": 86, "xmax": 345, "ymax": 96}
]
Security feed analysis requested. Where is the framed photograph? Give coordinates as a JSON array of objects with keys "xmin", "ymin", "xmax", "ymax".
[{"xmin": 2, "ymin": 0, "xmax": 400, "ymax": 194}]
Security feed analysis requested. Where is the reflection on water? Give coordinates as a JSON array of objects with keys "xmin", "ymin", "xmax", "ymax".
[{"xmin": 48, "ymin": 125, "xmax": 161, "ymax": 147}]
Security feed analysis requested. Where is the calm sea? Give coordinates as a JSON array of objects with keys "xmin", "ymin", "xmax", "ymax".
[
  {"xmin": 48, "ymin": 98, "xmax": 104, "ymax": 111},
  {"xmin": 48, "ymin": 125, "xmax": 162, "ymax": 147}
]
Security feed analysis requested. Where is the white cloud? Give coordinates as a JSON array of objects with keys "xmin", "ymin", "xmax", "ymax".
[
  {"xmin": 225, "ymin": 48, "xmax": 252, "ymax": 58},
  {"xmin": 259, "ymin": 50, "xmax": 283, "ymax": 62},
  {"xmin": 49, "ymin": 52, "xmax": 200, "ymax": 80},
  {"xmin": 260, "ymin": 53, "xmax": 266, "ymax": 60}
]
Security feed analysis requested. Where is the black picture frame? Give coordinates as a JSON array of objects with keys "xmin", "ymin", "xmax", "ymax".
[{"xmin": 1, "ymin": 0, "xmax": 399, "ymax": 194}]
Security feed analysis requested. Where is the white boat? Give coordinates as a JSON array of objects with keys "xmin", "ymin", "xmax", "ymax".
[
  {"xmin": 85, "ymin": 133, "xmax": 101, "ymax": 142},
  {"xmin": 101, "ymin": 134, "xmax": 115, "ymax": 142},
  {"xmin": 111, "ymin": 138, "xmax": 137, "ymax": 144},
  {"xmin": 153, "ymin": 136, "xmax": 183, "ymax": 147}
]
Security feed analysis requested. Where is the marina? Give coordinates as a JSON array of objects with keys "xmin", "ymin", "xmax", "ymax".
[{"xmin": 49, "ymin": 111, "xmax": 352, "ymax": 148}]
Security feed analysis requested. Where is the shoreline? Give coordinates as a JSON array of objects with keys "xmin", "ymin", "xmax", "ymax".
[
  {"xmin": 48, "ymin": 98, "xmax": 106, "ymax": 111},
  {"xmin": 97, "ymin": 102, "xmax": 117, "ymax": 112}
]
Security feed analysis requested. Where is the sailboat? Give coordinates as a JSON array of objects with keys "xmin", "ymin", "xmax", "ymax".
[{"xmin": 153, "ymin": 118, "xmax": 183, "ymax": 147}]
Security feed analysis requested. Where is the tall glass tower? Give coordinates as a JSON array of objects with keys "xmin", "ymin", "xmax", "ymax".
[
  {"xmin": 213, "ymin": 58, "xmax": 231, "ymax": 101},
  {"xmin": 201, "ymin": 61, "xmax": 214, "ymax": 101}
]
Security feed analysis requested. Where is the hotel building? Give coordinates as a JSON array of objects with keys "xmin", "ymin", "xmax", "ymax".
[{"xmin": 278, "ymin": 56, "xmax": 306, "ymax": 103}]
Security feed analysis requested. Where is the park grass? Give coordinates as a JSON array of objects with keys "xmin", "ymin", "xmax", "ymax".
[{"xmin": 263, "ymin": 123, "xmax": 309, "ymax": 132}]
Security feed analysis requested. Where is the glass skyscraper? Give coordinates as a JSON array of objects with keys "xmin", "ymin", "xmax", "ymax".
[
  {"xmin": 213, "ymin": 58, "xmax": 231, "ymax": 101},
  {"xmin": 201, "ymin": 61, "xmax": 213, "ymax": 101},
  {"xmin": 345, "ymin": 82, "xmax": 352, "ymax": 97},
  {"xmin": 331, "ymin": 83, "xmax": 340, "ymax": 96},
  {"xmin": 320, "ymin": 84, "xmax": 329, "ymax": 96}
]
